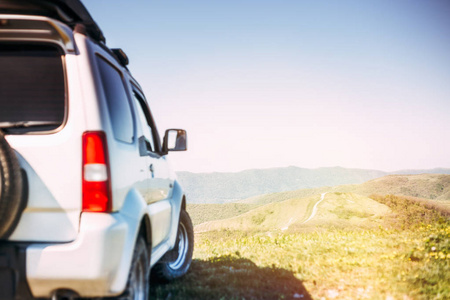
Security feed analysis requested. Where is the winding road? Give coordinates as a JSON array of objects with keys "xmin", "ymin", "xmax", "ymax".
[
  {"xmin": 281, "ymin": 192, "xmax": 328, "ymax": 231},
  {"xmin": 302, "ymin": 192, "xmax": 327, "ymax": 224}
]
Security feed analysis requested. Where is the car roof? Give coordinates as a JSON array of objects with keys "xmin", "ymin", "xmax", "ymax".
[{"xmin": 0, "ymin": 0, "xmax": 105, "ymax": 43}]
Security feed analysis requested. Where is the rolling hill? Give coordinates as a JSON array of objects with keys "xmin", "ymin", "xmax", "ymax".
[
  {"xmin": 189, "ymin": 174, "xmax": 450, "ymax": 232},
  {"xmin": 177, "ymin": 166, "xmax": 450, "ymax": 204},
  {"xmin": 194, "ymin": 192, "xmax": 390, "ymax": 233}
]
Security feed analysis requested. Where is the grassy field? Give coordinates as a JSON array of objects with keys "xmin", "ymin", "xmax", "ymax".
[{"xmin": 151, "ymin": 195, "xmax": 449, "ymax": 300}]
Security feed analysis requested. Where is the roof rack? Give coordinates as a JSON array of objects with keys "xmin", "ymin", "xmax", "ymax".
[{"xmin": 0, "ymin": 0, "xmax": 105, "ymax": 43}]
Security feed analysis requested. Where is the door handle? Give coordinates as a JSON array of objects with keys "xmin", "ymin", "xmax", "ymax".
[{"xmin": 149, "ymin": 164, "xmax": 155, "ymax": 178}]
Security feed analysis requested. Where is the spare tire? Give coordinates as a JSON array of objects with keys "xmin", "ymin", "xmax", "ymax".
[{"xmin": 0, "ymin": 131, "xmax": 24, "ymax": 239}]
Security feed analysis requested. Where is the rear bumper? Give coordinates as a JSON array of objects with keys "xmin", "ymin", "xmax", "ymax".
[{"xmin": 25, "ymin": 212, "xmax": 137, "ymax": 298}]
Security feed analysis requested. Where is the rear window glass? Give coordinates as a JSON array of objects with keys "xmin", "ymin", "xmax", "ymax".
[
  {"xmin": 0, "ymin": 44, "xmax": 65, "ymax": 133},
  {"xmin": 96, "ymin": 56, "xmax": 134, "ymax": 143}
]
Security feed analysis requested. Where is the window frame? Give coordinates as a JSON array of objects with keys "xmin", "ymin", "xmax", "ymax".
[{"xmin": 131, "ymin": 85, "xmax": 162, "ymax": 156}]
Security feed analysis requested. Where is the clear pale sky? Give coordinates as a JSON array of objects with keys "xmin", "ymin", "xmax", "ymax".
[{"xmin": 82, "ymin": 0, "xmax": 450, "ymax": 173}]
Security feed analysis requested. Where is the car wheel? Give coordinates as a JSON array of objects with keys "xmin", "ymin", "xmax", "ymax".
[
  {"xmin": 153, "ymin": 210, "xmax": 194, "ymax": 281},
  {"xmin": 0, "ymin": 130, "xmax": 24, "ymax": 239},
  {"xmin": 117, "ymin": 236, "xmax": 150, "ymax": 300}
]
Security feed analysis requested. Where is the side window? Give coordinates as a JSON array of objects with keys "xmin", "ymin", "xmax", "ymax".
[
  {"xmin": 96, "ymin": 56, "xmax": 134, "ymax": 143},
  {"xmin": 132, "ymin": 91, "xmax": 160, "ymax": 153}
]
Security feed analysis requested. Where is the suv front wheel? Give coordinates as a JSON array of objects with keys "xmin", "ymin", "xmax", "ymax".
[{"xmin": 152, "ymin": 210, "xmax": 194, "ymax": 281}]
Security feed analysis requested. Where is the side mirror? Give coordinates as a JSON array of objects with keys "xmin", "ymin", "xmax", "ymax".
[{"xmin": 162, "ymin": 129, "xmax": 187, "ymax": 154}]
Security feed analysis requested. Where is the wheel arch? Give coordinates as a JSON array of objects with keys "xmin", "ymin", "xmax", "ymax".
[
  {"xmin": 139, "ymin": 214, "xmax": 152, "ymax": 261},
  {"xmin": 181, "ymin": 195, "xmax": 187, "ymax": 211}
]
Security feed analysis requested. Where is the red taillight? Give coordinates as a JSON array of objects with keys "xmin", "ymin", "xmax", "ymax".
[{"xmin": 82, "ymin": 131, "xmax": 112, "ymax": 212}]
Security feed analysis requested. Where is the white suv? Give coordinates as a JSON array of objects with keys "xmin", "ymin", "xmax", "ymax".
[{"xmin": 0, "ymin": 1, "xmax": 193, "ymax": 299}]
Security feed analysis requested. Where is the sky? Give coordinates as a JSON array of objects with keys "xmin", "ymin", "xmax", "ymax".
[{"xmin": 82, "ymin": 0, "xmax": 450, "ymax": 173}]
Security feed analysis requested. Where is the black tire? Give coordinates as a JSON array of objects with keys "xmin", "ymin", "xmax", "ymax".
[
  {"xmin": 115, "ymin": 236, "xmax": 150, "ymax": 300},
  {"xmin": 152, "ymin": 210, "xmax": 194, "ymax": 281},
  {"xmin": 0, "ymin": 131, "xmax": 24, "ymax": 239}
]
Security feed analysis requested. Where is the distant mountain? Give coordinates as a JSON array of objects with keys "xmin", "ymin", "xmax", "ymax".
[{"xmin": 177, "ymin": 166, "xmax": 450, "ymax": 204}]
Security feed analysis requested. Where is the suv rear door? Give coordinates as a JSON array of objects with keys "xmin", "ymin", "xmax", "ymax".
[{"xmin": 1, "ymin": 40, "xmax": 85, "ymax": 242}]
